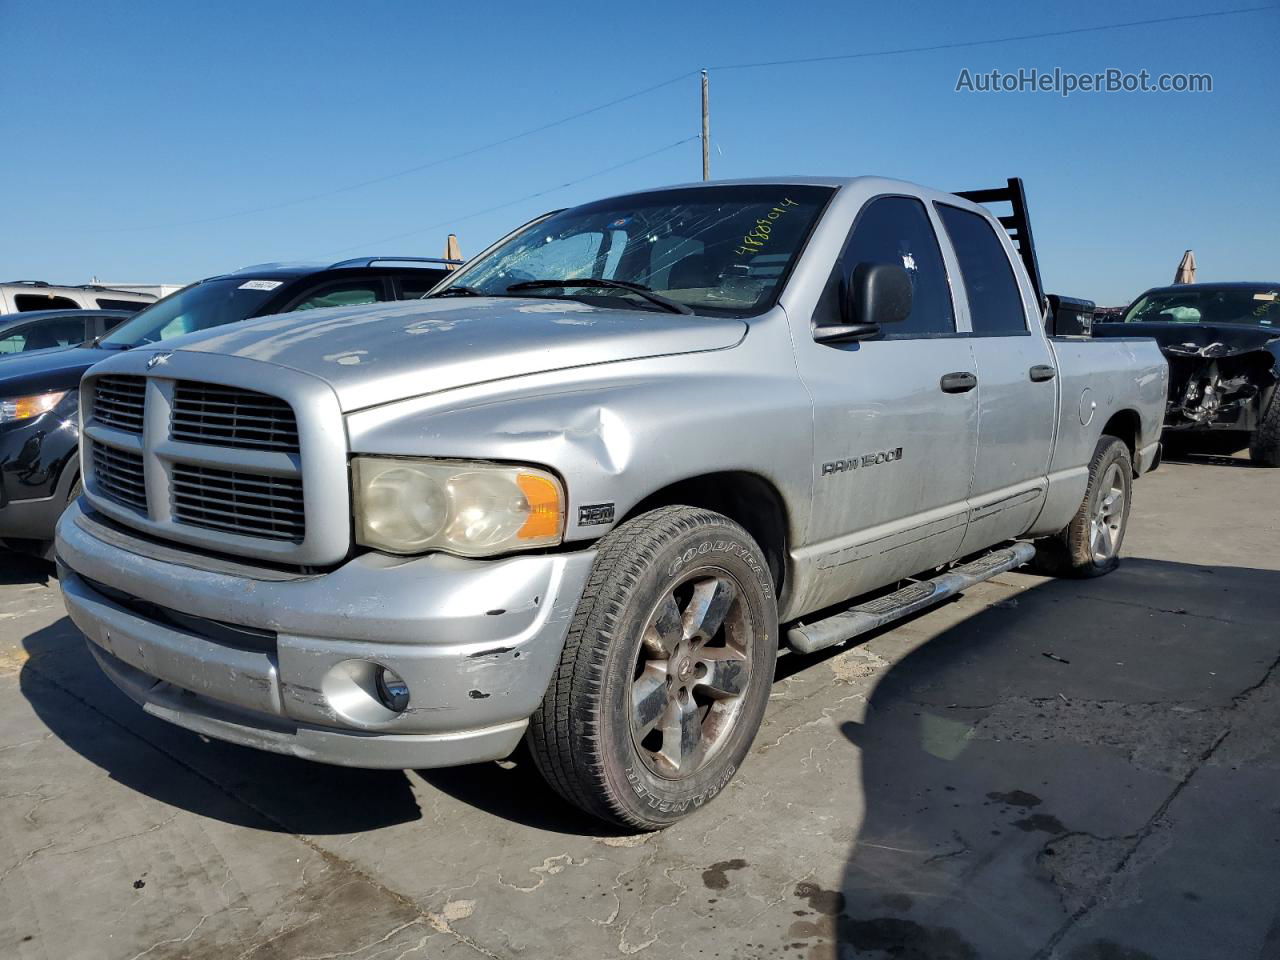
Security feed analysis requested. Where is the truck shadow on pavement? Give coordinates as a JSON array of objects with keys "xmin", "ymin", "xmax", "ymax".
[
  {"xmin": 17, "ymin": 613, "xmax": 600, "ymax": 837},
  {"xmin": 17, "ymin": 619, "xmax": 434, "ymax": 836},
  {"xmin": 824, "ymin": 557, "xmax": 1280, "ymax": 960},
  {"xmin": 1164, "ymin": 453, "xmax": 1261, "ymax": 469},
  {"xmin": 0, "ymin": 550, "xmax": 52, "ymax": 585},
  {"xmin": 16, "ymin": 553, "xmax": 1280, "ymax": 942}
]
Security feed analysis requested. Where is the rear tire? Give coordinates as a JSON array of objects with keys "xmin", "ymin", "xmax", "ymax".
[
  {"xmin": 1033, "ymin": 436, "xmax": 1132, "ymax": 578},
  {"xmin": 1249, "ymin": 390, "xmax": 1280, "ymax": 466},
  {"xmin": 527, "ymin": 506, "xmax": 778, "ymax": 830}
]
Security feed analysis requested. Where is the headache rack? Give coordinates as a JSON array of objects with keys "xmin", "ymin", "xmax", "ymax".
[{"xmin": 954, "ymin": 177, "xmax": 1045, "ymax": 312}]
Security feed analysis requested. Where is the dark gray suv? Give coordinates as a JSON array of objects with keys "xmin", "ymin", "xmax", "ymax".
[{"xmin": 0, "ymin": 257, "xmax": 460, "ymax": 553}]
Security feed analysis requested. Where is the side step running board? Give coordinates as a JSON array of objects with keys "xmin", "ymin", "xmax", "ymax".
[{"xmin": 786, "ymin": 542, "xmax": 1037, "ymax": 655}]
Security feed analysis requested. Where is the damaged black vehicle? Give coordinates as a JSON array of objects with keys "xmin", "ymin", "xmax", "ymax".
[{"xmin": 1094, "ymin": 282, "xmax": 1280, "ymax": 465}]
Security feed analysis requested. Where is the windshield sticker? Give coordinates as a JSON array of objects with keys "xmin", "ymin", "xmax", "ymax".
[
  {"xmin": 733, "ymin": 198, "xmax": 800, "ymax": 257},
  {"xmin": 239, "ymin": 280, "xmax": 283, "ymax": 291},
  {"xmin": 1253, "ymin": 292, "xmax": 1277, "ymax": 301}
]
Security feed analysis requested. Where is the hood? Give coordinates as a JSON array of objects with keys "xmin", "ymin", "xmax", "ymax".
[
  {"xmin": 1094, "ymin": 321, "xmax": 1280, "ymax": 358},
  {"xmin": 168, "ymin": 297, "xmax": 748, "ymax": 411},
  {"xmin": 0, "ymin": 347, "xmax": 104, "ymax": 397}
]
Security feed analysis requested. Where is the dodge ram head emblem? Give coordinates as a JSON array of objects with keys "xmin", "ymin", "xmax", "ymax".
[{"xmin": 145, "ymin": 352, "xmax": 172, "ymax": 369}]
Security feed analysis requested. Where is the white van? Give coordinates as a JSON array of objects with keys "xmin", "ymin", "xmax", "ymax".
[{"xmin": 0, "ymin": 280, "xmax": 155, "ymax": 315}]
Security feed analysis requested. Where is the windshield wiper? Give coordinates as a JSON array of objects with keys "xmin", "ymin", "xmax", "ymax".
[
  {"xmin": 429, "ymin": 285, "xmax": 484, "ymax": 298},
  {"xmin": 506, "ymin": 279, "xmax": 693, "ymax": 316}
]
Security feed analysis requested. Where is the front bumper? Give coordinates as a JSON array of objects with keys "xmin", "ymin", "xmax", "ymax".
[{"xmin": 55, "ymin": 501, "xmax": 596, "ymax": 768}]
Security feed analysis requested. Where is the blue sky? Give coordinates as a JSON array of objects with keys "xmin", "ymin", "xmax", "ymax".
[{"xmin": 2, "ymin": 0, "xmax": 1276, "ymax": 304}]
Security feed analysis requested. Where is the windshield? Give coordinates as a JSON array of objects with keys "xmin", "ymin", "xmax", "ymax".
[
  {"xmin": 1123, "ymin": 287, "xmax": 1280, "ymax": 328},
  {"xmin": 99, "ymin": 278, "xmax": 281, "ymax": 348},
  {"xmin": 439, "ymin": 184, "xmax": 835, "ymax": 316}
]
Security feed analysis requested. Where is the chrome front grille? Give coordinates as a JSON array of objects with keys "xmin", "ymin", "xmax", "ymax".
[
  {"xmin": 171, "ymin": 464, "xmax": 305, "ymax": 542},
  {"xmin": 90, "ymin": 441, "xmax": 147, "ymax": 511},
  {"xmin": 92, "ymin": 376, "xmax": 146, "ymax": 433},
  {"xmin": 80, "ymin": 357, "xmax": 347, "ymax": 566},
  {"xmin": 172, "ymin": 381, "xmax": 300, "ymax": 453}
]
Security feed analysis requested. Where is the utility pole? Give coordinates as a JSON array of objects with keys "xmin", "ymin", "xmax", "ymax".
[{"xmin": 701, "ymin": 69, "xmax": 710, "ymax": 181}]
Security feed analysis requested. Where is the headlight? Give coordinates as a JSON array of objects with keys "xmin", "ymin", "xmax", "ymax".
[
  {"xmin": 352, "ymin": 457, "xmax": 565, "ymax": 557},
  {"xmin": 0, "ymin": 390, "xmax": 67, "ymax": 424}
]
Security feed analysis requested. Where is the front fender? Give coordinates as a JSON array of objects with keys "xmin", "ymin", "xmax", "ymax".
[{"xmin": 343, "ymin": 348, "xmax": 814, "ymax": 548}]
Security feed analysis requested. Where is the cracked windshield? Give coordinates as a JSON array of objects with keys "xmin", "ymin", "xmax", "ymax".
[{"xmin": 441, "ymin": 184, "xmax": 834, "ymax": 315}]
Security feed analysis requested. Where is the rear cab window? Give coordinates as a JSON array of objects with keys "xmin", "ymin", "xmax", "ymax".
[{"xmin": 935, "ymin": 205, "xmax": 1028, "ymax": 335}]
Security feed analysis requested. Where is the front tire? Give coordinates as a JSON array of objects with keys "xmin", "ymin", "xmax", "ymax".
[
  {"xmin": 40, "ymin": 477, "xmax": 81, "ymax": 562},
  {"xmin": 527, "ymin": 506, "xmax": 778, "ymax": 830},
  {"xmin": 1033, "ymin": 436, "xmax": 1133, "ymax": 578}
]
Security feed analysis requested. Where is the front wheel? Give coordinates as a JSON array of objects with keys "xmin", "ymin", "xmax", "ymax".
[
  {"xmin": 1033, "ymin": 436, "xmax": 1133, "ymax": 578},
  {"xmin": 1249, "ymin": 389, "xmax": 1280, "ymax": 466},
  {"xmin": 527, "ymin": 506, "xmax": 778, "ymax": 830},
  {"xmin": 39, "ymin": 477, "xmax": 82, "ymax": 561}
]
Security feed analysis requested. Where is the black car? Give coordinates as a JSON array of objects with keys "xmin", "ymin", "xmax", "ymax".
[
  {"xmin": 1093, "ymin": 282, "xmax": 1280, "ymax": 464},
  {"xmin": 0, "ymin": 308, "xmax": 135, "ymax": 356},
  {"xmin": 0, "ymin": 257, "xmax": 459, "ymax": 553}
]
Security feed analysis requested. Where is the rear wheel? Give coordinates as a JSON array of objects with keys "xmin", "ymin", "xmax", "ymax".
[
  {"xmin": 1033, "ymin": 436, "xmax": 1132, "ymax": 578},
  {"xmin": 527, "ymin": 506, "xmax": 778, "ymax": 830}
]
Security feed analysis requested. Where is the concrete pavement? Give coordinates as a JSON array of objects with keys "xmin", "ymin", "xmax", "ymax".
[{"xmin": 1, "ymin": 453, "xmax": 1277, "ymax": 959}]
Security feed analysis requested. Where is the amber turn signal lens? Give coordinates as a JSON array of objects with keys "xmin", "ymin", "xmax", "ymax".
[{"xmin": 516, "ymin": 472, "xmax": 564, "ymax": 540}]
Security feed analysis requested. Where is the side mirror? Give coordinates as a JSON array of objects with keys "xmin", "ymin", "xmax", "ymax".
[{"xmin": 814, "ymin": 262, "xmax": 913, "ymax": 344}]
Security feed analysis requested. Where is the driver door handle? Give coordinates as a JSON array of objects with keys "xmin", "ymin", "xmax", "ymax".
[
  {"xmin": 1030, "ymin": 364, "xmax": 1057, "ymax": 382},
  {"xmin": 940, "ymin": 371, "xmax": 978, "ymax": 394}
]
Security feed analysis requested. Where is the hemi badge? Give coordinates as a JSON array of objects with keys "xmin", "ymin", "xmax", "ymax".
[{"xmin": 578, "ymin": 503, "xmax": 616, "ymax": 526}]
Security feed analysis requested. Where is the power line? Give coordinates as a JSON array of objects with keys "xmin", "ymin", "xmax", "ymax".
[
  {"xmin": 122, "ymin": 70, "xmax": 698, "ymax": 232},
  {"xmin": 316, "ymin": 135, "xmax": 700, "ymax": 257},
  {"xmin": 707, "ymin": 5, "xmax": 1276, "ymax": 71},
  {"xmin": 100, "ymin": 4, "xmax": 1273, "ymax": 234}
]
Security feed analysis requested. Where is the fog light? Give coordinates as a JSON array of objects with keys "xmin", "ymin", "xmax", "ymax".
[{"xmin": 375, "ymin": 666, "xmax": 410, "ymax": 713}]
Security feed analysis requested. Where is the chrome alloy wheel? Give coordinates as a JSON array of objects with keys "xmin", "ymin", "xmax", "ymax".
[
  {"xmin": 629, "ymin": 571, "xmax": 753, "ymax": 780},
  {"xmin": 1089, "ymin": 462, "xmax": 1127, "ymax": 564}
]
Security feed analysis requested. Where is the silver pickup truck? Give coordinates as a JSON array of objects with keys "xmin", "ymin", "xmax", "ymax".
[{"xmin": 55, "ymin": 176, "xmax": 1166, "ymax": 829}]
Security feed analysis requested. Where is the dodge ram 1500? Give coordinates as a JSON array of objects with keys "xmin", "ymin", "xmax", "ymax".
[{"xmin": 56, "ymin": 176, "xmax": 1167, "ymax": 828}]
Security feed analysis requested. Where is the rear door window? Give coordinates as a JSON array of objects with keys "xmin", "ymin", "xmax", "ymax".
[{"xmin": 936, "ymin": 205, "xmax": 1028, "ymax": 335}]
